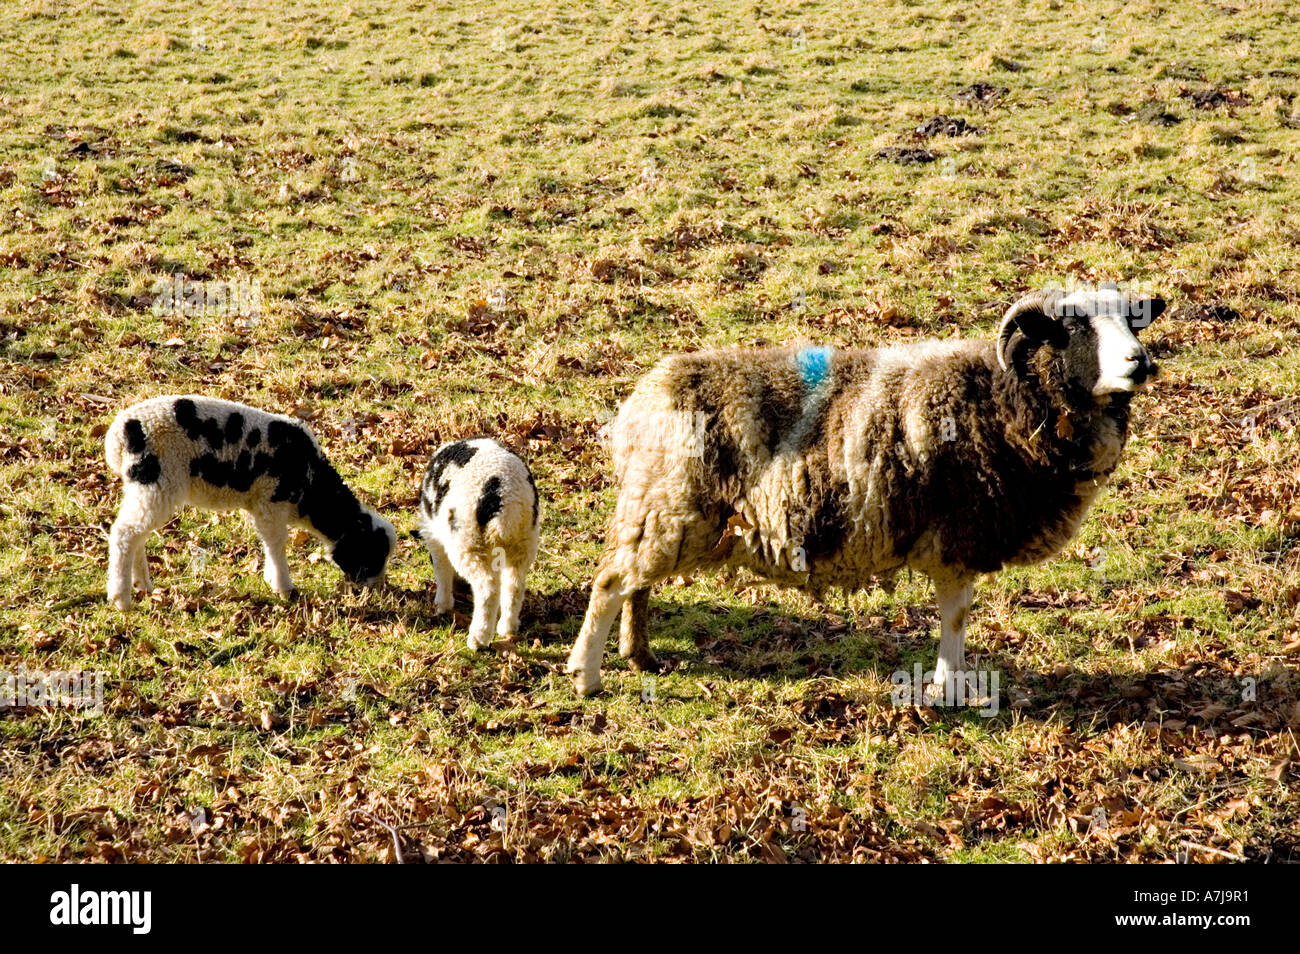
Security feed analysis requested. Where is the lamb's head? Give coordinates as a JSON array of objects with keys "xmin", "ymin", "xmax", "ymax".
[
  {"xmin": 331, "ymin": 509, "xmax": 397, "ymax": 587},
  {"xmin": 997, "ymin": 286, "xmax": 1166, "ymax": 398}
]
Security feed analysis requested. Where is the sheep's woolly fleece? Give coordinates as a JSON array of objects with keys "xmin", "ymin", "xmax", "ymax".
[
  {"xmin": 416, "ymin": 438, "xmax": 540, "ymax": 649},
  {"xmin": 567, "ymin": 288, "xmax": 1163, "ymax": 694},
  {"xmin": 104, "ymin": 395, "xmax": 395, "ymax": 608}
]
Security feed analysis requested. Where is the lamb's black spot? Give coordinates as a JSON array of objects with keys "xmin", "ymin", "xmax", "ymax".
[
  {"xmin": 123, "ymin": 418, "xmax": 148, "ymax": 454},
  {"xmin": 174, "ymin": 398, "xmax": 199, "ymax": 435},
  {"xmin": 475, "ymin": 475, "xmax": 503, "ymax": 528},
  {"xmin": 425, "ymin": 441, "xmax": 479, "ymax": 513},
  {"xmin": 174, "ymin": 398, "xmax": 226, "ymax": 449},
  {"xmin": 246, "ymin": 427, "xmax": 261, "ymax": 448},
  {"xmin": 127, "ymin": 453, "xmax": 160, "ymax": 484},
  {"xmin": 224, "ymin": 412, "xmax": 244, "ymax": 445},
  {"xmin": 525, "ymin": 465, "xmax": 540, "ymax": 525},
  {"xmin": 425, "ymin": 441, "xmax": 477, "ymax": 491},
  {"xmin": 447, "ymin": 508, "xmax": 457, "ymax": 531}
]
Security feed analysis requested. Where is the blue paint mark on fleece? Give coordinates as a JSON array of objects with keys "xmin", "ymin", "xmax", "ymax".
[{"xmin": 795, "ymin": 345, "xmax": 834, "ymax": 391}]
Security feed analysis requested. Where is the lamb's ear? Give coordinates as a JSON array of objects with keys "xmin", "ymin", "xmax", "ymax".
[{"xmin": 1127, "ymin": 297, "xmax": 1166, "ymax": 332}]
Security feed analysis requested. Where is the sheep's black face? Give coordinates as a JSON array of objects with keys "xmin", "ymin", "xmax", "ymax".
[
  {"xmin": 332, "ymin": 515, "xmax": 395, "ymax": 586},
  {"xmin": 1019, "ymin": 290, "xmax": 1165, "ymax": 398}
]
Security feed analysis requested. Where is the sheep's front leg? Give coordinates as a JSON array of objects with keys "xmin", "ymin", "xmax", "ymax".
[
  {"xmin": 618, "ymin": 588, "xmax": 659, "ymax": 672},
  {"xmin": 929, "ymin": 578, "xmax": 975, "ymax": 703},
  {"xmin": 568, "ymin": 565, "xmax": 626, "ymax": 696},
  {"xmin": 249, "ymin": 513, "xmax": 295, "ymax": 598}
]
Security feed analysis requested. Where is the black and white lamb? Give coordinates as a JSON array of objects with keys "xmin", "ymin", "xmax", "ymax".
[
  {"xmin": 567, "ymin": 286, "xmax": 1165, "ymax": 695},
  {"xmin": 104, "ymin": 395, "xmax": 396, "ymax": 610},
  {"xmin": 414, "ymin": 438, "xmax": 541, "ymax": 650}
]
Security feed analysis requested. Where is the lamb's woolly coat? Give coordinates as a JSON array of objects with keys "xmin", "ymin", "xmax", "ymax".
[
  {"xmin": 105, "ymin": 395, "xmax": 395, "ymax": 609},
  {"xmin": 567, "ymin": 289, "xmax": 1163, "ymax": 694},
  {"xmin": 416, "ymin": 438, "xmax": 540, "ymax": 650}
]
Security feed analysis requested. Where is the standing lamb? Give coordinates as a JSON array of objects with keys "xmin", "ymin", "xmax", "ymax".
[
  {"xmin": 414, "ymin": 438, "xmax": 540, "ymax": 650},
  {"xmin": 104, "ymin": 395, "xmax": 396, "ymax": 610},
  {"xmin": 567, "ymin": 285, "xmax": 1165, "ymax": 696}
]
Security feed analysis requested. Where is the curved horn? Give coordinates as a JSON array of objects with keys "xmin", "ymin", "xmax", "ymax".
[{"xmin": 996, "ymin": 288, "xmax": 1063, "ymax": 373}]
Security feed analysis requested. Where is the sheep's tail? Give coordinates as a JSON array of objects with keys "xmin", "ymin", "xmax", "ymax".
[
  {"xmin": 484, "ymin": 498, "xmax": 533, "ymax": 547},
  {"xmin": 104, "ymin": 411, "xmax": 129, "ymax": 478}
]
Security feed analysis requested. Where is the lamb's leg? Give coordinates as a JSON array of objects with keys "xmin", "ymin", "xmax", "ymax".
[
  {"xmin": 567, "ymin": 562, "xmax": 626, "ymax": 696},
  {"xmin": 496, "ymin": 556, "xmax": 527, "ymax": 639},
  {"xmin": 107, "ymin": 493, "xmax": 166, "ymax": 611},
  {"xmin": 465, "ymin": 564, "xmax": 500, "ymax": 651},
  {"xmin": 618, "ymin": 588, "xmax": 658, "ymax": 672},
  {"xmin": 249, "ymin": 513, "xmax": 295, "ymax": 597},
  {"xmin": 422, "ymin": 537, "xmax": 455, "ymax": 614},
  {"xmin": 929, "ymin": 578, "xmax": 975, "ymax": 704},
  {"xmin": 133, "ymin": 546, "xmax": 152, "ymax": 597}
]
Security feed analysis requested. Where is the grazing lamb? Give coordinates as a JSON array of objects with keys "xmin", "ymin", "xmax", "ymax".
[
  {"xmin": 414, "ymin": 438, "xmax": 540, "ymax": 650},
  {"xmin": 105, "ymin": 395, "xmax": 396, "ymax": 610},
  {"xmin": 567, "ymin": 285, "xmax": 1165, "ymax": 695}
]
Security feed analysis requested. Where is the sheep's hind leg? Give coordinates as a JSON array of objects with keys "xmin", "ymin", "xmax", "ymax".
[
  {"xmin": 618, "ymin": 588, "xmax": 658, "ymax": 672},
  {"xmin": 107, "ymin": 493, "xmax": 170, "ymax": 611},
  {"xmin": 133, "ymin": 546, "xmax": 152, "ymax": 597},
  {"xmin": 567, "ymin": 561, "xmax": 627, "ymax": 696},
  {"xmin": 464, "ymin": 563, "xmax": 500, "ymax": 652},
  {"xmin": 928, "ymin": 578, "xmax": 975, "ymax": 705},
  {"xmin": 496, "ymin": 556, "xmax": 528, "ymax": 639},
  {"xmin": 421, "ymin": 536, "xmax": 455, "ymax": 615},
  {"xmin": 570, "ymin": 511, "xmax": 704, "ymax": 694}
]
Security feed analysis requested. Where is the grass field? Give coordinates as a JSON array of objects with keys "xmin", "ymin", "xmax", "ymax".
[{"xmin": 1, "ymin": 0, "xmax": 1298, "ymax": 862}]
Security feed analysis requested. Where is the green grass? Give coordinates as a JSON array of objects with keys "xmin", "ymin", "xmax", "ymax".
[{"xmin": 1, "ymin": 0, "xmax": 1298, "ymax": 862}]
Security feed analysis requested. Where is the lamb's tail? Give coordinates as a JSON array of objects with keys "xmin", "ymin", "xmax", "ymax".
[
  {"xmin": 104, "ymin": 410, "xmax": 161, "ymax": 485},
  {"xmin": 484, "ymin": 498, "xmax": 532, "ymax": 549},
  {"xmin": 104, "ymin": 411, "xmax": 129, "ymax": 478}
]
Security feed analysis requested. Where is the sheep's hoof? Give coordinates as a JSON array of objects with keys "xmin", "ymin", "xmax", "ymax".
[
  {"xmin": 467, "ymin": 634, "xmax": 492, "ymax": 652},
  {"xmin": 110, "ymin": 595, "xmax": 132, "ymax": 612},
  {"xmin": 571, "ymin": 669, "xmax": 604, "ymax": 697},
  {"xmin": 625, "ymin": 648, "xmax": 660, "ymax": 673}
]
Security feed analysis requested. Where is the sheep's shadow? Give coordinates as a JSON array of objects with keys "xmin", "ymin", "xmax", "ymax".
[{"xmin": 516, "ymin": 587, "xmax": 1294, "ymax": 736}]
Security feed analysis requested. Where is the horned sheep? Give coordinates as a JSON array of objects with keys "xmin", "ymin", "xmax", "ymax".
[
  {"xmin": 414, "ymin": 438, "xmax": 540, "ymax": 650},
  {"xmin": 566, "ymin": 286, "xmax": 1166, "ymax": 696},
  {"xmin": 104, "ymin": 395, "xmax": 396, "ymax": 609}
]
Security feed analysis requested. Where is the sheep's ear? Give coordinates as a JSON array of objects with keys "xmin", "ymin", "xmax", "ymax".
[
  {"xmin": 1127, "ymin": 297, "xmax": 1165, "ymax": 332},
  {"xmin": 1011, "ymin": 304, "xmax": 1068, "ymax": 348}
]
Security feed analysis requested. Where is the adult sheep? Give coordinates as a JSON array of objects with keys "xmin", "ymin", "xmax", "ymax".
[{"xmin": 567, "ymin": 285, "xmax": 1165, "ymax": 696}]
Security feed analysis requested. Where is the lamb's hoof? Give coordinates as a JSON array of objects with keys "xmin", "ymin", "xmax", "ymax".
[
  {"xmin": 626, "ymin": 649, "xmax": 660, "ymax": 673},
  {"xmin": 467, "ymin": 634, "xmax": 491, "ymax": 652},
  {"xmin": 110, "ymin": 595, "xmax": 132, "ymax": 612},
  {"xmin": 570, "ymin": 668, "xmax": 603, "ymax": 697}
]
